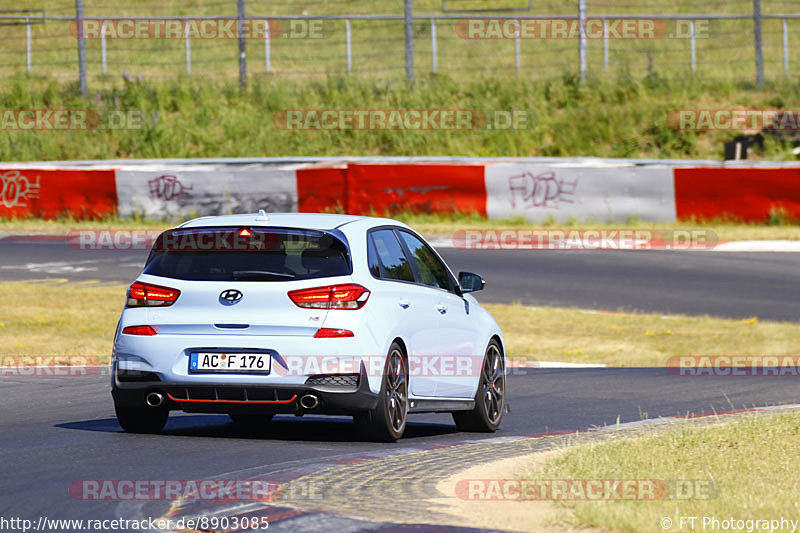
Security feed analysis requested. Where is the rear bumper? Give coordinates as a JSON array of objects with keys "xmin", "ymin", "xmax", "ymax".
[{"xmin": 111, "ymin": 362, "xmax": 379, "ymax": 414}]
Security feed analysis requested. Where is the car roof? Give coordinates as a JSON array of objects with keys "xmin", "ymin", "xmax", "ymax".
[{"xmin": 176, "ymin": 212, "xmax": 410, "ymax": 232}]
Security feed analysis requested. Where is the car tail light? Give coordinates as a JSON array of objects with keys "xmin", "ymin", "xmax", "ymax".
[
  {"xmin": 126, "ymin": 282, "xmax": 181, "ymax": 308},
  {"xmin": 122, "ymin": 325, "xmax": 158, "ymax": 336},
  {"xmin": 314, "ymin": 328, "xmax": 354, "ymax": 338},
  {"xmin": 288, "ymin": 284, "xmax": 370, "ymax": 310}
]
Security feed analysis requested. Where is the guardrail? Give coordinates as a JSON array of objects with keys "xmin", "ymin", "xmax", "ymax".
[{"xmin": 2, "ymin": 158, "xmax": 799, "ymax": 224}]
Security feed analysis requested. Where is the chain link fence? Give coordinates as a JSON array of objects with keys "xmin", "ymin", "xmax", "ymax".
[{"xmin": 1, "ymin": 1, "xmax": 798, "ymax": 92}]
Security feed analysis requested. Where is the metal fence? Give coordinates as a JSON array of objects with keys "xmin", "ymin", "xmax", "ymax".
[{"xmin": 1, "ymin": 1, "xmax": 798, "ymax": 94}]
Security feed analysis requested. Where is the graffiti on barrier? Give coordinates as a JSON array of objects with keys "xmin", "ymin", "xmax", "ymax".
[
  {"xmin": 148, "ymin": 174, "xmax": 193, "ymax": 203},
  {"xmin": 0, "ymin": 170, "xmax": 41, "ymax": 209},
  {"xmin": 508, "ymin": 171, "xmax": 577, "ymax": 209}
]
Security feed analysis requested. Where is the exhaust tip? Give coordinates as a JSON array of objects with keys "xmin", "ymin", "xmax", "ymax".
[
  {"xmin": 146, "ymin": 392, "xmax": 165, "ymax": 408},
  {"xmin": 299, "ymin": 394, "xmax": 319, "ymax": 410}
]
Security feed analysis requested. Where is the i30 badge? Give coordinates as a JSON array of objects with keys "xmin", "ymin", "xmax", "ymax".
[{"xmin": 219, "ymin": 289, "xmax": 243, "ymax": 305}]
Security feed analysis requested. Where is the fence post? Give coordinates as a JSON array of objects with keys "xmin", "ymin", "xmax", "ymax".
[
  {"xmin": 265, "ymin": 19, "xmax": 271, "ymax": 73},
  {"xmin": 101, "ymin": 20, "xmax": 107, "ymax": 74},
  {"xmin": 75, "ymin": 0, "xmax": 88, "ymax": 96},
  {"xmin": 603, "ymin": 18, "xmax": 608, "ymax": 73},
  {"xmin": 753, "ymin": 0, "xmax": 764, "ymax": 86},
  {"xmin": 431, "ymin": 18, "xmax": 437, "ymax": 74},
  {"xmin": 237, "ymin": 0, "xmax": 246, "ymax": 87},
  {"xmin": 185, "ymin": 20, "xmax": 191, "ymax": 74},
  {"xmin": 690, "ymin": 20, "xmax": 696, "ymax": 72},
  {"xmin": 26, "ymin": 18, "xmax": 31, "ymax": 72},
  {"xmin": 578, "ymin": 0, "xmax": 587, "ymax": 80},
  {"xmin": 404, "ymin": 0, "xmax": 414, "ymax": 82},
  {"xmin": 783, "ymin": 18, "xmax": 789, "ymax": 76},
  {"xmin": 514, "ymin": 19, "xmax": 521, "ymax": 73},
  {"xmin": 345, "ymin": 19, "xmax": 352, "ymax": 74}
]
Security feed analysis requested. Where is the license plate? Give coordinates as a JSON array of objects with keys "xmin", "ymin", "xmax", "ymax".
[{"xmin": 189, "ymin": 352, "xmax": 271, "ymax": 374}]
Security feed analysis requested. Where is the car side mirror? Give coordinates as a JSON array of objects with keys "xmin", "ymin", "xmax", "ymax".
[{"xmin": 458, "ymin": 272, "xmax": 486, "ymax": 293}]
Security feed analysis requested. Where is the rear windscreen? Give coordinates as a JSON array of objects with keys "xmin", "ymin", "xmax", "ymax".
[{"xmin": 143, "ymin": 227, "xmax": 351, "ymax": 281}]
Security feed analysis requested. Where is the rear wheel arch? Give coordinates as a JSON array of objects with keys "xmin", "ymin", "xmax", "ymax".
[
  {"xmin": 489, "ymin": 335, "xmax": 505, "ymax": 357},
  {"xmin": 390, "ymin": 337, "xmax": 408, "ymax": 361},
  {"xmin": 355, "ymin": 338, "xmax": 409, "ymax": 441},
  {"xmin": 389, "ymin": 337, "xmax": 410, "ymax": 387}
]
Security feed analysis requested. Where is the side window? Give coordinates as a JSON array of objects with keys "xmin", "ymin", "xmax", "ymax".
[
  {"xmin": 367, "ymin": 235, "xmax": 382, "ymax": 278},
  {"xmin": 370, "ymin": 229, "xmax": 415, "ymax": 282},
  {"xmin": 398, "ymin": 231, "xmax": 453, "ymax": 291}
]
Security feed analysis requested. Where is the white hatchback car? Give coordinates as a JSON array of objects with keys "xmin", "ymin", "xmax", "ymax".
[{"xmin": 111, "ymin": 212, "xmax": 506, "ymax": 441}]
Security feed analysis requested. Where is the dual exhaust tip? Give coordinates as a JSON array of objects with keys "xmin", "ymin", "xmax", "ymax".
[
  {"xmin": 299, "ymin": 394, "xmax": 319, "ymax": 410},
  {"xmin": 145, "ymin": 391, "xmax": 320, "ymax": 410},
  {"xmin": 146, "ymin": 392, "xmax": 165, "ymax": 408}
]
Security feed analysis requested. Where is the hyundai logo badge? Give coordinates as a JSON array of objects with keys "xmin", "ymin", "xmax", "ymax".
[{"xmin": 220, "ymin": 289, "xmax": 243, "ymax": 305}]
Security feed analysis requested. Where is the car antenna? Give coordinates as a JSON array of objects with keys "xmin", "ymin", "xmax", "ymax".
[{"xmin": 255, "ymin": 209, "xmax": 269, "ymax": 221}]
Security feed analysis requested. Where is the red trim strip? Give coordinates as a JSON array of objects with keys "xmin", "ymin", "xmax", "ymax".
[{"xmin": 166, "ymin": 393, "xmax": 297, "ymax": 404}]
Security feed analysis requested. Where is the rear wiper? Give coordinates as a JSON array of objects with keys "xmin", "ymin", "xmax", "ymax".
[{"xmin": 232, "ymin": 270, "xmax": 296, "ymax": 280}]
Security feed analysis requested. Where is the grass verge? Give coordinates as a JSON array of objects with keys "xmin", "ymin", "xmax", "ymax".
[
  {"xmin": 1, "ymin": 280, "xmax": 797, "ymax": 366},
  {"xmin": 3, "ymin": 214, "xmax": 800, "ymax": 242},
  {"xmin": 394, "ymin": 213, "xmax": 800, "ymax": 242},
  {"xmin": 490, "ymin": 304, "xmax": 798, "ymax": 366},
  {"xmin": 533, "ymin": 411, "xmax": 800, "ymax": 532},
  {"xmin": 0, "ymin": 281, "xmax": 124, "ymax": 358},
  {"xmin": 2, "ymin": 76, "xmax": 800, "ymax": 161}
]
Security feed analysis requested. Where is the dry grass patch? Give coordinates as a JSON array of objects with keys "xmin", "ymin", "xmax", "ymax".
[
  {"xmin": 532, "ymin": 411, "xmax": 800, "ymax": 532},
  {"xmin": 486, "ymin": 303, "xmax": 800, "ymax": 366},
  {"xmin": 0, "ymin": 281, "xmax": 124, "ymax": 359}
]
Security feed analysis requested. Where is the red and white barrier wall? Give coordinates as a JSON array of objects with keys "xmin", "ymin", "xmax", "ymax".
[{"xmin": 2, "ymin": 160, "xmax": 800, "ymax": 222}]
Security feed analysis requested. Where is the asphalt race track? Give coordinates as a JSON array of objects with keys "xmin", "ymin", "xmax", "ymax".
[
  {"xmin": 2, "ymin": 369, "xmax": 799, "ymax": 531},
  {"xmin": 2, "ymin": 235, "xmax": 800, "ymax": 530},
  {"xmin": 1, "ymin": 235, "xmax": 800, "ymax": 320}
]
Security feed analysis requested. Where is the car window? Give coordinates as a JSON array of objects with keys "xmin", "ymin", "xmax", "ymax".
[
  {"xmin": 367, "ymin": 235, "xmax": 382, "ymax": 278},
  {"xmin": 143, "ymin": 227, "xmax": 351, "ymax": 281},
  {"xmin": 369, "ymin": 229, "xmax": 414, "ymax": 282},
  {"xmin": 397, "ymin": 230, "xmax": 453, "ymax": 291}
]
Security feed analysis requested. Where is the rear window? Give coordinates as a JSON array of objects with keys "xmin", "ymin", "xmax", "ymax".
[{"xmin": 143, "ymin": 227, "xmax": 351, "ymax": 281}]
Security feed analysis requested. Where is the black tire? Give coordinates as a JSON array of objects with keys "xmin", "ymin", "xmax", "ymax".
[
  {"xmin": 228, "ymin": 413, "xmax": 274, "ymax": 428},
  {"xmin": 452, "ymin": 339, "xmax": 505, "ymax": 432},
  {"xmin": 354, "ymin": 342, "xmax": 409, "ymax": 442},
  {"xmin": 115, "ymin": 403, "xmax": 169, "ymax": 434}
]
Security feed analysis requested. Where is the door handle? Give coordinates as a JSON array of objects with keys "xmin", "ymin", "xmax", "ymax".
[
  {"xmin": 436, "ymin": 303, "xmax": 447, "ymax": 314},
  {"xmin": 398, "ymin": 299, "xmax": 410, "ymax": 309}
]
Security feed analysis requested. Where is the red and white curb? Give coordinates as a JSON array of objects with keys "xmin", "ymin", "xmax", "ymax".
[
  {"xmin": 507, "ymin": 360, "xmax": 607, "ymax": 369},
  {"xmin": 427, "ymin": 238, "xmax": 800, "ymax": 253},
  {"xmin": 713, "ymin": 240, "xmax": 800, "ymax": 252},
  {"xmin": 4, "ymin": 233, "xmax": 800, "ymax": 253}
]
